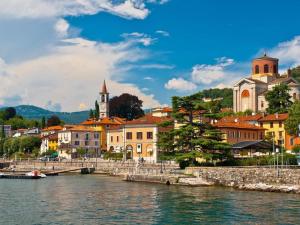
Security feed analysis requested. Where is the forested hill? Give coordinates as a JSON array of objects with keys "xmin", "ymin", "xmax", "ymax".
[
  {"xmin": 0, "ymin": 105, "xmax": 89, "ymax": 124},
  {"xmin": 193, "ymin": 88, "xmax": 233, "ymax": 108}
]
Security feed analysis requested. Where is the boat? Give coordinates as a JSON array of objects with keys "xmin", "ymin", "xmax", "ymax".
[{"xmin": 25, "ymin": 170, "xmax": 47, "ymax": 178}]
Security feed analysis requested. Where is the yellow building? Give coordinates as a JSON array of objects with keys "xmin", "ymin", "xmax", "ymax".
[
  {"xmin": 40, "ymin": 133, "xmax": 59, "ymax": 153},
  {"xmin": 81, "ymin": 117, "xmax": 125, "ymax": 152},
  {"xmin": 258, "ymin": 113, "xmax": 288, "ymax": 146},
  {"xmin": 107, "ymin": 115, "xmax": 173, "ymax": 163}
]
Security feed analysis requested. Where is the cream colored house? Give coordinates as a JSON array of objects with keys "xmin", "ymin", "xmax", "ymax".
[{"xmin": 107, "ymin": 115, "xmax": 173, "ymax": 163}]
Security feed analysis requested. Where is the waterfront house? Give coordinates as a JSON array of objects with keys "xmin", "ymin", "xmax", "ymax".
[
  {"xmin": 214, "ymin": 121, "xmax": 266, "ymax": 144},
  {"xmin": 41, "ymin": 125, "xmax": 63, "ymax": 137},
  {"xmin": 107, "ymin": 115, "xmax": 173, "ymax": 163},
  {"xmin": 258, "ymin": 113, "xmax": 288, "ymax": 147},
  {"xmin": 40, "ymin": 133, "xmax": 58, "ymax": 153},
  {"xmin": 151, "ymin": 107, "xmax": 172, "ymax": 117},
  {"xmin": 57, "ymin": 126, "xmax": 101, "ymax": 159}
]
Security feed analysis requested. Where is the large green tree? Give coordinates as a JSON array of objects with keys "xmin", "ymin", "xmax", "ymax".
[
  {"xmin": 47, "ymin": 115, "xmax": 61, "ymax": 127},
  {"xmin": 109, "ymin": 93, "xmax": 144, "ymax": 120},
  {"xmin": 95, "ymin": 100, "xmax": 100, "ymax": 120},
  {"xmin": 158, "ymin": 95, "xmax": 230, "ymax": 156},
  {"xmin": 285, "ymin": 100, "xmax": 300, "ymax": 136},
  {"xmin": 265, "ymin": 83, "xmax": 292, "ymax": 114}
]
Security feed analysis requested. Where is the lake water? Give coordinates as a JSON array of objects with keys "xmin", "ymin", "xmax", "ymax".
[{"xmin": 0, "ymin": 175, "xmax": 299, "ymax": 225}]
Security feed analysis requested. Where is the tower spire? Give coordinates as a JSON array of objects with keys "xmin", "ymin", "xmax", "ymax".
[{"xmin": 101, "ymin": 80, "xmax": 108, "ymax": 93}]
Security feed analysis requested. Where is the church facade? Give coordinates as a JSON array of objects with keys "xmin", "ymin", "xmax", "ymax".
[{"xmin": 233, "ymin": 54, "xmax": 300, "ymax": 113}]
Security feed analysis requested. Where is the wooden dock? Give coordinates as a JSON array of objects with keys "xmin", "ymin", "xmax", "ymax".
[{"xmin": 0, "ymin": 174, "xmax": 42, "ymax": 179}]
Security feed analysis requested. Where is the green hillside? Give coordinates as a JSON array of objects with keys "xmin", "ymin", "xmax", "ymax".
[
  {"xmin": 192, "ymin": 88, "xmax": 233, "ymax": 108},
  {"xmin": 0, "ymin": 105, "xmax": 89, "ymax": 124}
]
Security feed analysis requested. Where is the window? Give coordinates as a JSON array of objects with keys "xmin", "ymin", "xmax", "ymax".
[
  {"xmin": 75, "ymin": 141, "xmax": 80, "ymax": 146},
  {"xmin": 101, "ymin": 94, "xmax": 105, "ymax": 103},
  {"xmin": 117, "ymin": 136, "xmax": 119, "ymax": 142},
  {"xmin": 137, "ymin": 132, "xmax": 143, "ymax": 140},
  {"xmin": 290, "ymin": 138, "xmax": 294, "ymax": 146},
  {"xmin": 248, "ymin": 133, "xmax": 250, "ymax": 139},
  {"xmin": 147, "ymin": 132, "xmax": 153, "ymax": 139},
  {"xmin": 253, "ymin": 133, "xmax": 255, "ymax": 139},
  {"xmin": 279, "ymin": 131, "xmax": 283, "ymax": 138},
  {"xmin": 85, "ymin": 141, "xmax": 89, "ymax": 146},
  {"xmin": 260, "ymin": 122, "xmax": 263, "ymax": 128},
  {"xmin": 244, "ymin": 132, "xmax": 247, "ymax": 138},
  {"xmin": 264, "ymin": 64, "xmax": 269, "ymax": 73},
  {"xmin": 111, "ymin": 136, "xmax": 113, "ymax": 142},
  {"xmin": 95, "ymin": 141, "xmax": 99, "ymax": 146},
  {"xmin": 255, "ymin": 65, "xmax": 259, "ymax": 74},
  {"xmin": 126, "ymin": 132, "xmax": 132, "ymax": 140},
  {"xmin": 85, "ymin": 133, "xmax": 89, "ymax": 140},
  {"xmin": 75, "ymin": 133, "xmax": 79, "ymax": 138},
  {"xmin": 270, "ymin": 122, "xmax": 273, "ymax": 128},
  {"xmin": 260, "ymin": 132, "xmax": 263, "ymax": 139},
  {"xmin": 94, "ymin": 133, "xmax": 99, "ymax": 139},
  {"xmin": 261, "ymin": 101, "xmax": 264, "ymax": 108},
  {"xmin": 279, "ymin": 121, "xmax": 282, "ymax": 128}
]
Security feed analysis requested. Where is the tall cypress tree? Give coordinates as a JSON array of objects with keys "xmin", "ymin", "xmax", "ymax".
[{"xmin": 95, "ymin": 100, "xmax": 100, "ymax": 120}]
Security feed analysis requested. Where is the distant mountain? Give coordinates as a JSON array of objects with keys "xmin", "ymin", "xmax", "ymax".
[{"xmin": 0, "ymin": 105, "xmax": 89, "ymax": 124}]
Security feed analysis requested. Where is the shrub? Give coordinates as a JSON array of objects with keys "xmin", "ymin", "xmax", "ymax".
[{"xmin": 103, "ymin": 152, "xmax": 123, "ymax": 160}]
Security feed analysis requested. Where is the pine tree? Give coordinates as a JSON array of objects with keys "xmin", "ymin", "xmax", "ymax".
[{"xmin": 95, "ymin": 100, "xmax": 100, "ymax": 120}]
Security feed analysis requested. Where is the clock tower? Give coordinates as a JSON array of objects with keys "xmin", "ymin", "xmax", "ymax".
[{"xmin": 99, "ymin": 80, "xmax": 109, "ymax": 119}]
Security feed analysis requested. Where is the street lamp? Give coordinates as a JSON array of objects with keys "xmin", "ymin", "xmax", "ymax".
[{"xmin": 276, "ymin": 147, "xmax": 279, "ymax": 177}]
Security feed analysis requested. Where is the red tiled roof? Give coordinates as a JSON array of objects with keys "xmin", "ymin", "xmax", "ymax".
[
  {"xmin": 81, "ymin": 117, "xmax": 125, "ymax": 126},
  {"xmin": 258, "ymin": 113, "xmax": 288, "ymax": 122},
  {"xmin": 220, "ymin": 114, "xmax": 263, "ymax": 123},
  {"xmin": 125, "ymin": 115, "xmax": 172, "ymax": 125},
  {"xmin": 42, "ymin": 126, "xmax": 63, "ymax": 132},
  {"xmin": 214, "ymin": 121, "xmax": 266, "ymax": 130},
  {"xmin": 61, "ymin": 125, "xmax": 98, "ymax": 132},
  {"xmin": 41, "ymin": 133, "xmax": 58, "ymax": 140}
]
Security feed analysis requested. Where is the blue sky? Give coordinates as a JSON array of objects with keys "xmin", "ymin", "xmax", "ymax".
[{"xmin": 1, "ymin": 0, "xmax": 300, "ymax": 111}]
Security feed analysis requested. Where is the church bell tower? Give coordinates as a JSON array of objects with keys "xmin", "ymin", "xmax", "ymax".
[{"xmin": 99, "ymin": 80, "xmax": 109, "ymax": 118}]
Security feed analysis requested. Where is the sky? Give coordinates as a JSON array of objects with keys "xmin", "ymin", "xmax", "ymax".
[{"xmin": 1, "ymin": 0, "xmax": 300, "ymax": 112}]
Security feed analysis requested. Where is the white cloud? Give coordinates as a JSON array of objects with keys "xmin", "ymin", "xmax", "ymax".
[
  {"xmin": 191, "ymin": 57, "xmax": 235, "ymax": 85},
  {"xmin": 139, "ymin": 64, "xmax": 174, "ymax": 69},
  {"xmin": 164, "ymin": 78, "xmax": 197, "ymax": 92},
  {"xmin": 54, "ymin": 19, "xmax": 70, "ymax": 37},
  {"xmin": 122, "ymin": 32, "xmax": 156, "ymax": 46},
  {"xmin": 0, "ymin": 0, "xmax": 154, "ymax": 20},
  {"xmin": 147, "ymin": 0, "xmax": 170, "ymax": 4},
  {"xmin": 269, "ymin": 35, "xmax": 300, "ymax": 67},
  {"xmin": 144, "ymin": 76, "xmax": 154, "ymax": 81},
  {"xmin": 45, "ymin": 100, "xmax": 62, "ymax": 112},
  {"xmin": 156, "ymin": 30, "xmax": 170, "ymax": 37},
  {"xmin": 0, "ymin": 37, "xmax": 161, "ymax": 111}
]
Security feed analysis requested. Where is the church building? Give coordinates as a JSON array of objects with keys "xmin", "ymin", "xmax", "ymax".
[
  {"xmin": 99, "ymin": 80, "xmax": 109, "ymax": 118},
  {"xmin": 233, "ymin": 54, "xmax": 300, "ymax": 113}
]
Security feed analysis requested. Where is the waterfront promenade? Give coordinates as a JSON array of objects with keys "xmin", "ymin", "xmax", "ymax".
[{"xmin": 2, "ymin": 159, "xmax": 300, "ymax": 194}]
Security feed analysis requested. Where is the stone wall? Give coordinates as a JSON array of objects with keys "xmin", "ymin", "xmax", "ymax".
[{"xmin": 185, "ymin": 167, "xmax": 300, "ymax": 193}]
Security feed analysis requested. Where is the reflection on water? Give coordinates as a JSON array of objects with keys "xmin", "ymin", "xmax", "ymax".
[{"xmin": 0, "ymin": 175, "xmax": 299, "ymax": 225}]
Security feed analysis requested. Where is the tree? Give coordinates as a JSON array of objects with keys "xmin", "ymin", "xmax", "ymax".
[
  {"xmin": 285, "ymin": 100, "xmax": 300, "ymax": 136},
  {"xmin": 41, "ymin": 117, "xmax": 46, "ymax": 129},
  {"xmin": 109, "ymin": 93, "xmax": 144, "ymax": 120},
  {"xmin": 158, "ymin": 95, "xmax": 231, "ymax": 156},
  {"xmin": 47, "ymin": 115, "xmax": 61, "ymax": 127},
  {"xmin": 3, "ymin": 107, "xmax": 16, "ymax": 120},
  {"xmin": 265, "ymin": 83, "xmax": 292, "ymax": 114},
  {"xmin": 95, "ymin": 101, "xmax": 100, "ymax": 120},
  {"xmin": 89, "ymin": 109, "xmax": 95, "ymax": 119}
]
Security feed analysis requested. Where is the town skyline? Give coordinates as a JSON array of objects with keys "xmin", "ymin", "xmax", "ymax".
[{"xmin": 1, "ymin": 0, "xmax": 300, "ymax": 112}]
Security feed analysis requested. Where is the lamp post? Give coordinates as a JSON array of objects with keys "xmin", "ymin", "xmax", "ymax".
[{"xmin": 276, "ymin": 147, "xmax": 279, "ymax": 177}]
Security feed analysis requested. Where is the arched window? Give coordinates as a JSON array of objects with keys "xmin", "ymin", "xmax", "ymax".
[
  {"xmin": 255, "ymin": 65, "xmax": 259, "ymax": 74},
  {"xmin": 264, "ymin": 64, "xmax": 269, "ymax": 73},
  {"xmin": 293, "ymin": 93, "xmax": 297, "ymax": 100},
  {"xmin": 241, "ymin": 90, "xmax": 250, "ymax": 98},
  {"xmin": 273, "ymin": 64, "xmax": 277, "ymax": 73}
]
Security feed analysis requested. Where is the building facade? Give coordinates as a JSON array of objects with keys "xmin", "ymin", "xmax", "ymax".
[
  {"xmin": 233, "ymin": 54, "xmax": 300, "ymax": 113},
  {"xmin": 107, "ymin": 115, "xmax": 173, "ymax": 163},
  {"xmin": 0, "ymin": 125, "xmax": 12, "ymax": 137}
]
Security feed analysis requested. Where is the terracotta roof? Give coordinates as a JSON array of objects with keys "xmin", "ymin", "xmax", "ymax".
[
  {"xmin": 42, "ymin": 125, "xmax": 63, "ymax": 132},
  {"xmin": 258, "ymin": 113, "xmax": 288, "ymax": 122},
  {"xmin": 269, "ymin": 77, "xmax": 299, "ymax": 85},
  {"xmin": 125, "ymin": 115, "xmax": 172, "ymax": 125},
  {"xmin": 254, "ymin": 54, "xmax": 278, "ymax": 61},
  {"xmin": 162, "ymin": 107, "xmax": 172, "ymax": 113},
  {"xmin": 219, "ymin": 114, "xmax": 263, "ymax": 123},
  {"xmin": 247, "ymin": 78, "xmax": 267, "ymax": 84},
  {"xmin": 81, "ymin": 117, "xmax": 125, "ymax": 126},
  {"xmin": 214, "ymin": 121, "xmax": 266, "ymax": 130},
  {"xmin": 178, "ymin": 108, "xmax": 207, "ymax": 115},
  {"xmin": 61, "ymin": 125, "xmax": 98, "ymax": 132}
]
